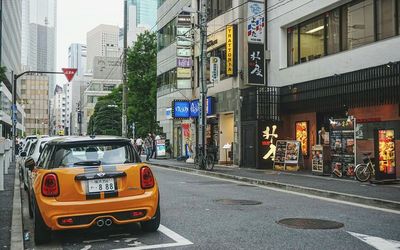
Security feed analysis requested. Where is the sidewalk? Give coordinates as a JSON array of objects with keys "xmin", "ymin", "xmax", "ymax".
[
  {"xmin": 146, "ymin": 157, "xmax": 400, "ymax": 210},
  {"xmin": 0, "ymin": 163, "xmax": 16, "ymax": 249}
]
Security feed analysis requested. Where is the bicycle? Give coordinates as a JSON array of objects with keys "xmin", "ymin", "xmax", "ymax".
[
  {"xmin": 354, "ymin": 152, "xmax": 375, "ymax": 182},
  {"xmin": 194, "ymin": 146, "xmax": 215, "ymax": 171}
]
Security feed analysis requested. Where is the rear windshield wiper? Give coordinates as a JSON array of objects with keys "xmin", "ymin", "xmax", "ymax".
[{"xmin": 73, "ymin": 161, "xmax": 101, "ymax": 166}]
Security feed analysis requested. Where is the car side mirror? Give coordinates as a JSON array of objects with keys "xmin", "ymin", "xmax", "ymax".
[
  {"xmin": 20, "ymin": 151, "xmax": 27, "ymax": 157},
  {"xmin": 25, "ymin": 157, "xmax": 36, "ymax": 172}
]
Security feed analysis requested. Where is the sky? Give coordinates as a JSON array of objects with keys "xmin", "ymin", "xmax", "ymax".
[{"xmin": 56, "ymin": 0, "xmax": 124, "ymax": 84}]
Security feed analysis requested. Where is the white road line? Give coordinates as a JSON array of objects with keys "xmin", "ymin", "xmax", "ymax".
[
  {"xmin": 348, "ymin": 231, "xmax": 400, "ymax": 250},
  {"xmin": 112, "ymin": 225, "xmax": 193, "ymax": 250},
  {"xmin": 153, "ymin": 166, "xmax": 400, "ymax": 215}
]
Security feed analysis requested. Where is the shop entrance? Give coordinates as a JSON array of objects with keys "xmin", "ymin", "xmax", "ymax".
[
  {"xmin": 174, "ymin": 127, "xmax": 183, "ymax": 158},
  {"xmin": 241, "ymin": 122, "xmax": 256, "ymax": 168},
  {"xmin": 219, "ymin": 113, "xmax": 234, "ymax": 164}
]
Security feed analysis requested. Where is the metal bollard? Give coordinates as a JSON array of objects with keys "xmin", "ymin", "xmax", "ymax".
[
  {"xmin": 4, "ymin": 139, "xmax": 11, "ymax": 175},
  {"xmin": 0, "ymin": 139, "xmax": 5, "ymax": 191}
]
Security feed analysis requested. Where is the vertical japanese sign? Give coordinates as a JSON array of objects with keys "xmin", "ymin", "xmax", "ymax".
[
  {"xmin": 226, "ymin": 25, "xmax": 234, "ymax": 75},
  {"xmin": 247, "ymin": 2, "xmax": 265, "ymax": 43},
  {"xmin": 374, "ymin": 129, "xmax": 396, "ymax": 180},
  {"xmin": 248, "ymin": 43, "xmax": 264, "ymax": 85},
  {"xmin": 210, "ymin": 57, "xmax": 220, "ymax": 83}
]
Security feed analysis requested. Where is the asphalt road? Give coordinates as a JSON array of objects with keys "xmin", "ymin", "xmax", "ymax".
[{"xmin": 22, "ymin": 166, "xmax": 400, "ymax": 250}]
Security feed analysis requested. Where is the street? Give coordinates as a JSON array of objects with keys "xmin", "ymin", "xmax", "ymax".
[{"xmin": 22, "ymin": 166, "xmax": 400, "ymax": 250}]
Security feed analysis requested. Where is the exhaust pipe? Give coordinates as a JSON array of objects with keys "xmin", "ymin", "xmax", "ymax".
[
  {"xmin": 105, "ymin": 218, "xmax": 113, "ymax": 227},
  {"xmin": 96, "ymin": 219, "xmax": 104, "ymax": 227}
]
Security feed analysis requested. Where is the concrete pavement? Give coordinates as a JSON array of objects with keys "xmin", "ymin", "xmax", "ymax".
[{"xmin": 145, "ymin": 157, "xmax": 400, "ymax": 210}]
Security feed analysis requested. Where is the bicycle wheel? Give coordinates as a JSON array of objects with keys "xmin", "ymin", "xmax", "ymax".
[
  {"xmin": 355, "ymin": 164, "xmax": 371, "ymax": 182},
  {"xmin": 205, "ymin": 155, "xmax": 215, "ymax": 171}
]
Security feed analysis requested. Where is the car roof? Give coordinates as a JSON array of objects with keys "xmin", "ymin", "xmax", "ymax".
[{"xmin": 46, "ymin": 136, "xmax": 131, "ymax": 145}]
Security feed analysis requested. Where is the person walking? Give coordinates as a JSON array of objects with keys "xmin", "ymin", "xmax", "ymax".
[
  {"xmin": 136, "ymin": 137, "xmax": 144, "ymax": 155},
  {"xmin": 144, "ymin": 134, "xmax": 153, "ymax": 161}
]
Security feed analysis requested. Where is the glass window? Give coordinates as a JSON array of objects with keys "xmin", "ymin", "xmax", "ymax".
[
  {"xmin": 327, "ymin": 9, "xmax": 341, "ymax": 54},
  {"xmin": 207, "ymin": 0, "xmax": 232, "ymax": 21},
  {"xmin": 345, "ymin": 0, "xmax": 375, "ymax": 49},
  {"xmin": 157, "ymin": 18, "xmax": 176, "ymax": 51},
  {"xmin": 299, "ymin": 17, "xmax": 325, "ymax": 63},
  {"xmin": 376, "ymin": 0, "xmax": 397, "ymax": 40},
  {"xmin": 287, "ymin": 27, "xmax": 299, "ymax": 66}
]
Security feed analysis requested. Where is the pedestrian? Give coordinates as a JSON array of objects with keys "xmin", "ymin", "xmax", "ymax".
[
  {"xmin": 136, "ymin": 137, "xmax": 144, "ymax": 155},
  {"xmin": 144, "ymin": 134, "xmax": 153, "ymax": 161},
  {"xmin": 152, "ymin": 133, "xmax": 157, "ymax": 159}
]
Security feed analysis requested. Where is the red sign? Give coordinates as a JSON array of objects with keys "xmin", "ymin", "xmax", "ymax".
[{"xmin": 62, "ymin": 68, "xmax": 77, "ymax": 82}]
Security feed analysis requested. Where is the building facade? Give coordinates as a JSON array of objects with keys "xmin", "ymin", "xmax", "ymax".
[
  {"xmin": 86, "ymin": 25, "xmax": 121, "ymax": 73},
  {"xmin": 68, "ymin": 43, "xmax": 87, "ymax": 76},
  {"xmin": 1, "ymin": 0, "xmax": 25, "ymax": 138},
  {"xmin": 20, "ymin": 75, "xmax": 49, "ymax": 135},
  {"xmin": 128, "ymin": 0, "xmax": 157, "ymax": 29},
  {"xmin": 157, "ymin": 0, "xmax": 400, "ymax": 179}
]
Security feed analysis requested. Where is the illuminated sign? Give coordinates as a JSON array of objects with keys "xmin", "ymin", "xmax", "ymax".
[
  {"xmin": 189, "ymin": 97, "xmax": 214, "ymax": 117},
  {"xmin": 295, "ymin": 121, "xmax": 309, "ymax": 157},
  {"xmin": 262, "ymin": 125, "xmax": 278, "ymax": 161},
  {"xmin": 177, "ymin": 68, "xmax": 191, "ymax": 78},
  {"xmin": 226, "ymin": 25, "xmax": 234, "ymax": 75},
  {"xmin": 172, "ymin": 100, "xmax": 190, "ymax": 119}
]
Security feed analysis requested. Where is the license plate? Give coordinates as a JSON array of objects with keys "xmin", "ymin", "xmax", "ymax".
[{"xmin": 88, "ymin": 178, "xmax": 115, "ymax": 193}]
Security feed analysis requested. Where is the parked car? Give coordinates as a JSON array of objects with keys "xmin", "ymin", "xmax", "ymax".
[
  {"xmin": 24, "ymin": 137, "xmax": 59, "ymax": 218},
  {"xmin": 26, "ymin": 136, "xmax": 160, "ymax": 245},
  {"xmin": 18, "ymin": 139, "xmax": 36, "ymax": 186}
]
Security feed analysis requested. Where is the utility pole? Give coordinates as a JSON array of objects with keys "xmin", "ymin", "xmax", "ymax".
[
  {"xmin": 122, "ymin": 0, "xmax": 128, "ymax": 137},
  {"xmin": 198, "ymin": 0, "xmax": 208, "ymax": 163}
]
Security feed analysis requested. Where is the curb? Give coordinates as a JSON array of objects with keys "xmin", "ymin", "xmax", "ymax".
[
  {"xmin": 10, "ymin": 165, "xmax": 24, "ymax": 250},
  {"xmin": 151, "ymin": 163, "xmax": 400, "ymax": 211}
]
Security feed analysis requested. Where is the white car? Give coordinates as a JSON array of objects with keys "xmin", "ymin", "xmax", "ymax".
[{"xmin": 18, "ymin": 139, "xmax": 36, "ymax": 189}]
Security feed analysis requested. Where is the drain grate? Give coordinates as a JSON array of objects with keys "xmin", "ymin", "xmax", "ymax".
[
  {"xmin": 215, "ymin": 199, "xmax": 262, "ymax": 205},
  {"xmin": 277, "ymin": 218, "xmax": 344, "ymax": 230}
]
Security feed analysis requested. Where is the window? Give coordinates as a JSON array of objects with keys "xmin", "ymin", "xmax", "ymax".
[
  {"xmin": 287, "ymin": 0, "xmax": 400, "ymax": 66},
  {"xmin": 207, "ymin": 0, "xmax": 232, "ymax": 21},
  {"xmin": 287, "ymin": 27, "xmax": 299, "ymax": 65},
  {"xmin": 157, "ymin": 69, "xmax": 177, "ymax": 88},
  {"xmin": 157, "ymin": 18, "xmax": 176, "ymax": 51},
  {"xmin": 299, "ymin": 16, "xmax": 325, "ymax": 63},
  {"xmin": 376, "ymin": 0, "xmax": 397, "ymax": 40}
]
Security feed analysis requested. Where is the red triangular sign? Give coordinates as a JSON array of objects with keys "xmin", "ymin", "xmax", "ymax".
[{"xmin": 62, "ymin": 68, "xmax": 77, "ymax": 82}]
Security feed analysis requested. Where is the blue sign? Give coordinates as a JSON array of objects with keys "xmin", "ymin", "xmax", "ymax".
[
  {"xmin": 190, "ymin": 97, "xmax": 214, "ymax": 118},
  {"xmin": 172, "ymin": 100, "xmax": 190, "ymax": 118}
]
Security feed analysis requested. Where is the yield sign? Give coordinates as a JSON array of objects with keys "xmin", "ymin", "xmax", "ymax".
[{"xmin": 62, "ymin": 68, "xmax": 77, "ymax": 82}]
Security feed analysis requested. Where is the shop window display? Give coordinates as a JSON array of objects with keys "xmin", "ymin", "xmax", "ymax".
[{"xmin": 295, "ymin": 121, "xmax": 309, "ymax": 157}]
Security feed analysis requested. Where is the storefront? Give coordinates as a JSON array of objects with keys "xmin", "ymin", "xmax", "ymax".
[{"xmin": 277, "ymin": 62, "xmax": 400, "ymax": 179}]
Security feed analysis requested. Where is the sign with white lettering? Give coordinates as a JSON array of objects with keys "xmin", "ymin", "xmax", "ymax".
[
  {"xmin": 177, "ymin": 58, "xmax": 193, "ymax": 68},
  {"xmin": 248, "ymin": 43, "xmax": 264, "ymax": 85}
]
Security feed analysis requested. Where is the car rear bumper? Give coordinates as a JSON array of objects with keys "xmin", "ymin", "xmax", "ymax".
[{"xmin": 36, "ymin": 189, "xmax": 159, "ymax": 230}]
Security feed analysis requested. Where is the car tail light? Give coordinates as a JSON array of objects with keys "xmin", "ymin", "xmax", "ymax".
[
  {"xmin": 140, "ymin": 166, "xmax": 154, "ymax": 189},
  {"xmin": 131, "ymin": 210, "xmax": 145, "ymax": 218},
  {"xmin": 41, "ymin": 173, "xmax": 59, "ymax": 197},
  {"xmin": 60, "ymin": 218, "xmax": 74, "ymax": 225}
]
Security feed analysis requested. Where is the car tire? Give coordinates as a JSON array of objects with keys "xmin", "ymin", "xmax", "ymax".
[
  {"xmin": 141, "ymin": 203, "xmax": 160, "ymax": 232},
  {"xmin": 33, "ymin": 197, "xmax": 51, "ymax": 245},
  {"xmin": 23, "ymin": 182, "xmax": 28, "ymax": 191}
]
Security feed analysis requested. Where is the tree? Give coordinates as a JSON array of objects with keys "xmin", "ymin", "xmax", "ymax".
[
  {"xmin": 88, "ymin": 99, "xmax": 122, "ymax": 136},
  {"xmin": 0, "ymin": 66, "xmax": 7, "ymax": 82},
  {"xmin": 126, "ymin": 31, "xmax": 160, "ymax": 137}
]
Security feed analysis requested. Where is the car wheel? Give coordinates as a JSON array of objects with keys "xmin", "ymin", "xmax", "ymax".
[
  {"xmin": 33, "ymin": 198, "xmax": 51, "ymax": 245},
  {"xmin": 23, "ymin": 182, "xmax": 28, "ymax": 191},
  {"xmin": 140, "ymin": 204, "xmax": 160, "ymax": 232}
]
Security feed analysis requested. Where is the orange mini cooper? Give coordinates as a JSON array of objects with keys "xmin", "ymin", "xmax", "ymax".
[{"xmin": 25, "ymin": 136, "xmax": 160, "ymax": 245}]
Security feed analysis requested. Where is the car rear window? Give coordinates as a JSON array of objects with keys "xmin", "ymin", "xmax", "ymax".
[{"xmin": 47, "ymin": 141, "xmax": 139, "ymax": 168}]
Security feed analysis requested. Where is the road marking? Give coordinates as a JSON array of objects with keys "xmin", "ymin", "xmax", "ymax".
[
  {"xmin": 80, "ymin": 245, "xmax": 92, "ymax": 250},
  {"xmin": 83, "ymin": 239, "xmax": 108, "ymax": 244},
  {"xmin": 112, "ymin": 225, "xmax": 193, "ymax": 250},
  {"xmin": 348, "ymin": 231, "xmax": 400, "ymax": 250},
  {"xmin": 153, "ymin": 166, "xmax": 400, "ymax": 215}
]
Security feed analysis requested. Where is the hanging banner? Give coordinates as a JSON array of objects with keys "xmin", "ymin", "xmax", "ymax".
[
  {"xmin": 226, "ymin": 25, "xmax": 234, "ymax": 75},
  {"xmin": 248, "ymin": 43, "xmax": 264, "ymax": 85},
  {"xmin": 247, "ymin": 2, "xmax": 265, "ymax": 43},
  {"xmin": 210, "ymin": 57, "xmax": 220, "ymax": 83}
]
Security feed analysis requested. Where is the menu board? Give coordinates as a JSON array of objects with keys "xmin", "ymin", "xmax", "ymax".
[
  {"xmin": 312, "ymin": 145, "xmax": 323, "ymax": 173},
  {"xmin": 375, "ymin": 129, "xmax": 396, "ymax": 180},
  {"xmin": 156, "ymin": 139, "xmax": 166, "ymax": 158},
  {"xmin": 295, "ymin": 121, "xmax": 309, "ymax": 157},
  {"xmin": 273, "ymin": 140, "xmax": 302, "ymax": 171},
  {"xmin": 329, "ymin": 118, "xmax": 356, "ymax": 177}
]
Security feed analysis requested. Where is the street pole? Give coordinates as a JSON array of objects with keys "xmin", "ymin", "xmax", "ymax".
[
  {"xmin": 121, "ymin": 0, "xmax": 128, "ymax": 137},
  {"xmin": 198, "ymin": 0, "xmax": 208, "ymax": 162}
]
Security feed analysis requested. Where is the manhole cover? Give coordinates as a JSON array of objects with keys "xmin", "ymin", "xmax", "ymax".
[
  {"xmin": 277, "ymin": 218, "xmax": 344, "ymax": 230},
  {"xmin": 215, "ymin": 199, "xmax": 262, "ymax": 205}
]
